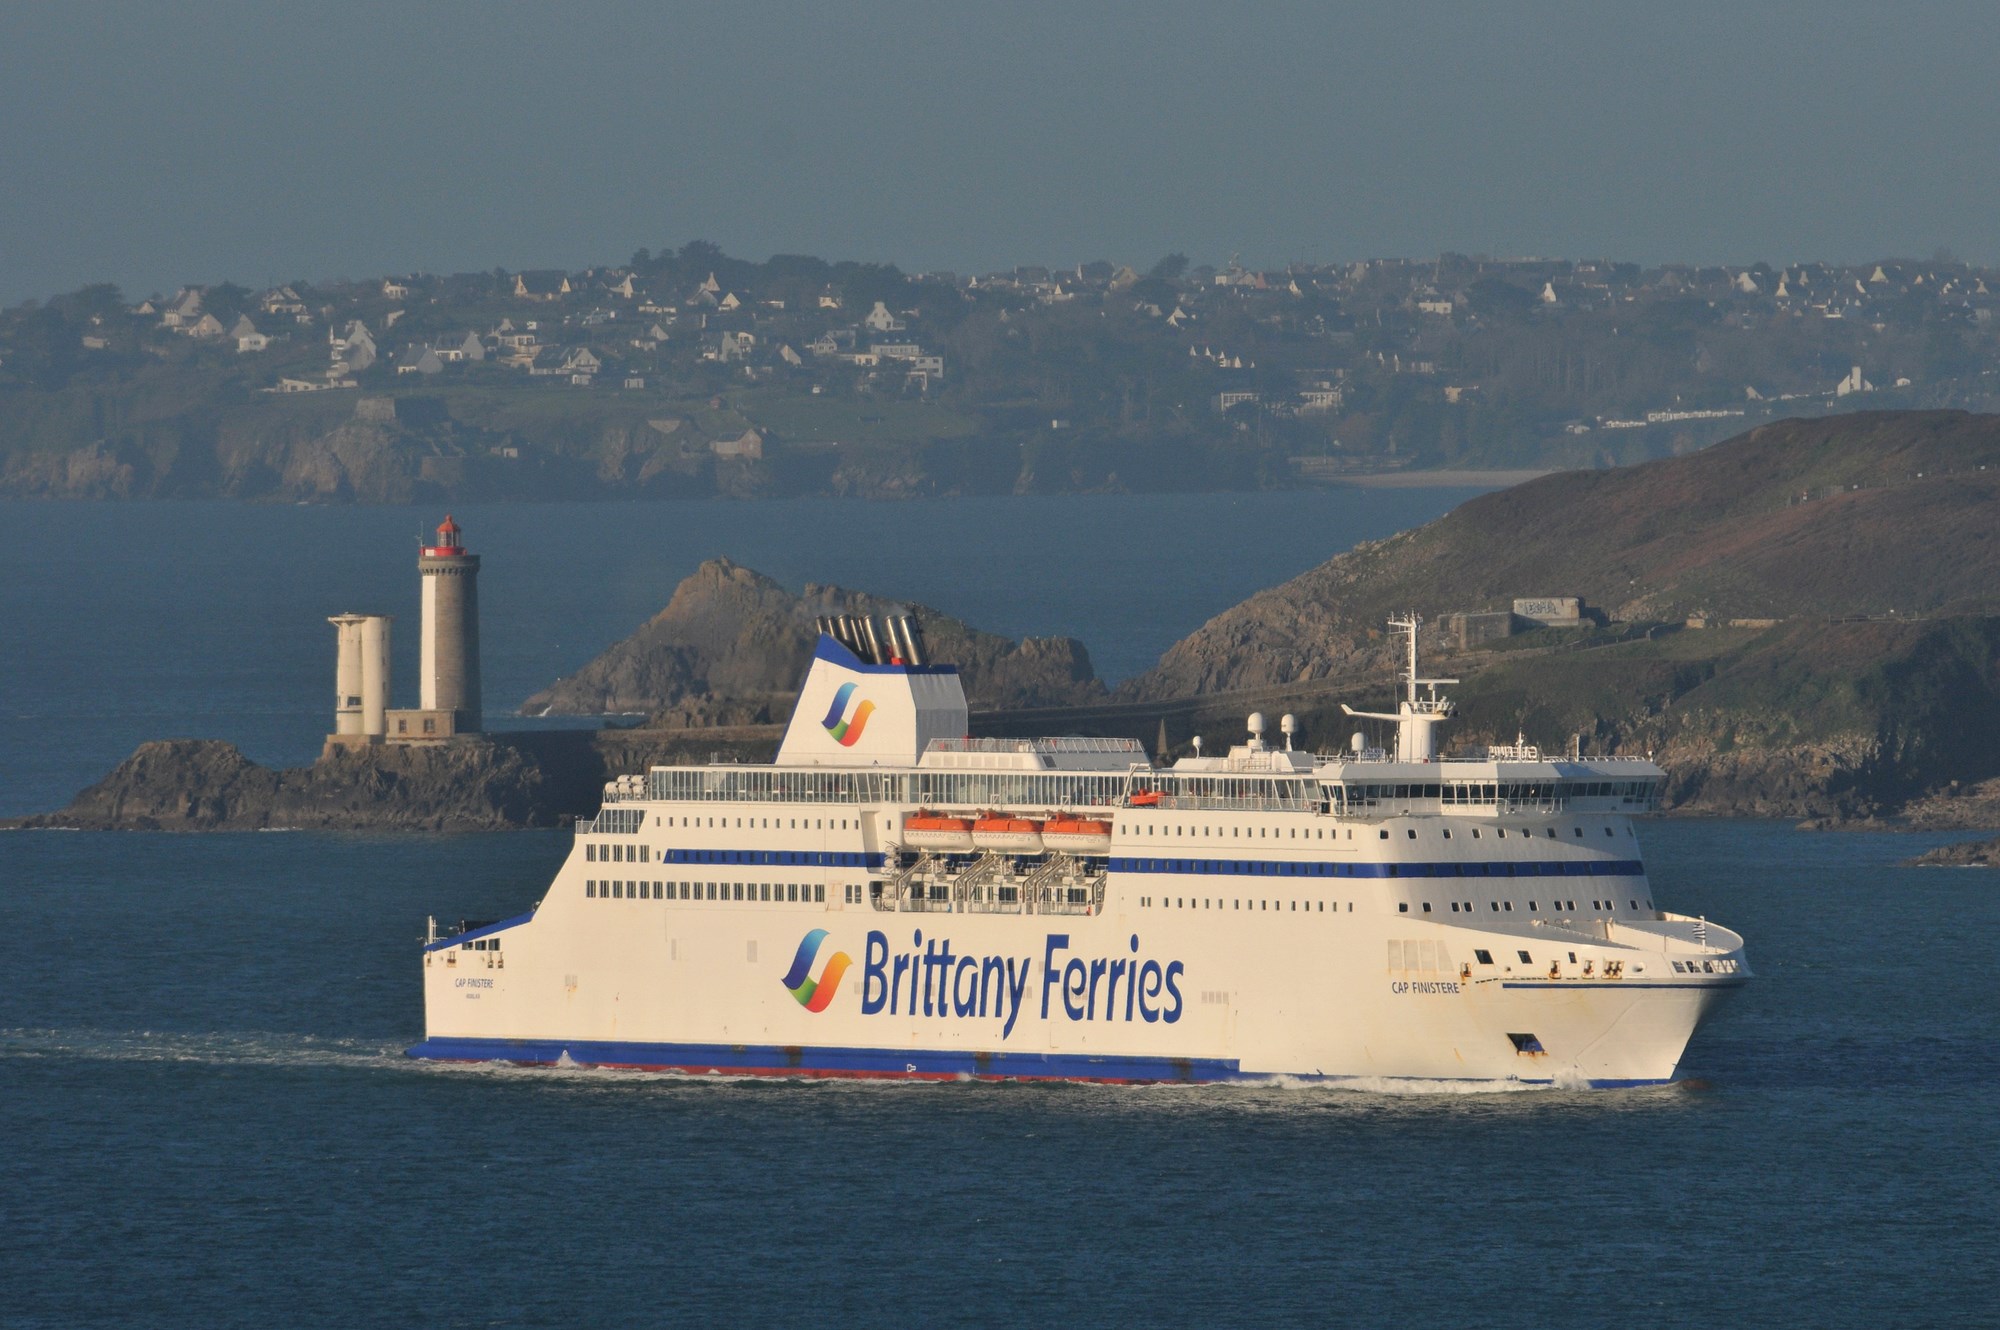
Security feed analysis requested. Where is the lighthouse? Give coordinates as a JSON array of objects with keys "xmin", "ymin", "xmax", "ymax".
[
  {"xmin": 418, "ymin": 514, "xmax": 482, "ymax": 733},
  {"xmin": 326, "ymin": 613, "xmax": 392, "ymax": 742}
]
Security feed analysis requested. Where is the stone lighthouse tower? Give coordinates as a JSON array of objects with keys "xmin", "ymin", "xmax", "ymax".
[{"xmin": 418, "ymin": 514, "xmax": 482, "ymax": 733}]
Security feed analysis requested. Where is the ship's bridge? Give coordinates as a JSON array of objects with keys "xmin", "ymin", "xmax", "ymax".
[{"xmin": 1314, "ymin": 756, "xmax": 1666, "ymax": 817}]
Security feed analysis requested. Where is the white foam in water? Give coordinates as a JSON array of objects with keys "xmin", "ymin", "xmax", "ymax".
[{"xmin": 0, "ymin": 1026, "xmax": 403, "ymax": 1072}]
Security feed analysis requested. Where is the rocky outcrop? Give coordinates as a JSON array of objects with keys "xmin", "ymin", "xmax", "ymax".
[
  {"xmin": 521, "ymin": 558, "xmax": 1106, "ymax": 718},
  {"xmin": 5, "ymin": 729, "xmax": 781, "ymax": 832},
  {"xmin": 1908, "ymin": 837, "xmax": 2000, "ymax": 866},
  {"xmin": 7, "ymin": 738, "xmax": 561, "ymax": 831}
]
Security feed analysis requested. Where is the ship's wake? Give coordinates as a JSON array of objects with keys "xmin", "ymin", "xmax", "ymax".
[{"xmin": 0, "ymin": 1025, "xmax": 406, "ymax": 1071}]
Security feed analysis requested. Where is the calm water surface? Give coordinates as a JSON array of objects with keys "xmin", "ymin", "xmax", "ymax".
[{"xmin": 3, "ymin": 496, "xmax": 1996, "ymax": 1326}]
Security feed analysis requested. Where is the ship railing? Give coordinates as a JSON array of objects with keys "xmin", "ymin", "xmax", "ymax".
[
  {"xmin": 950, "ymin": 852, "xmax": 1009, "ymax": 903},
  {"xmin": 959, "ymin": 885, "xmax": 1026, "ymax": 914},
  {"xmin": 927, "ymin": 736, "xmax": 1148, "ymax": 756},
  {"xmin": 1036, "ymin": 883, "xmax": 1107, "ymax": 915},
  {"xmin": 1025, "ymin": 853, "xmax": 1106, "ymax": 915},
  {"xmin": 1128, "ymin": 794, "xmax": 1312, "ymax": 812}
]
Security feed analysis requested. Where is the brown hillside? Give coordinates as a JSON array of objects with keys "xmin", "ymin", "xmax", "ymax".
[
  {"xmin": 522, "ymin": 558, "xmax": 1105, "ymax": 718},
  {"xmin": 1126, "ymin": 411, "xmax": 2000, "ymax": 699}
]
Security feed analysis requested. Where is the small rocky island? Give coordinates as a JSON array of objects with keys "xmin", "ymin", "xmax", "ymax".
[{"xmin": 1907, "ymin": 836, "xmax": 2000, "ymax": 867}]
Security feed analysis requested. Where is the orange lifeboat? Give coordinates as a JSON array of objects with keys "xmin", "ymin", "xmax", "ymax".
[
  {"xmin": 903, "ymin": 812, "xmax": 974, "ymax": 852},
  {"xmin": 1129, "ymin": 791, "xmax": 1162, "ymax": 807},
  {"xmin": 971, "ymin": 814, "xmax": 1044, "ymax": 853},
  {"xmin": 1043, "ymin": 815, "xmax": 1113, "ymax": 854}
]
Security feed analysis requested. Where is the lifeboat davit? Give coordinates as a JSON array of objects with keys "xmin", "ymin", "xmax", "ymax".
[
  {"xmin": 971, "ymin": 814, "xmax": 1044, "ymax": 854},
  {"xmin": 1042, "ymin": 815, "xmax": 1113, "ymax": 854},
  {"xmin": 903, "ymin": 812, "xmax": 974, "ymax": 852}
]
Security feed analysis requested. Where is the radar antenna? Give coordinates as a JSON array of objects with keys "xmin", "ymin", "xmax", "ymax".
[{"xmin": 1340, "ymin": 613, "xmax": 1459, "ymax": 762}]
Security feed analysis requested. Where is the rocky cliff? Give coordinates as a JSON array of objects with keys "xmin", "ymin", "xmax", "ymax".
[{"xmin": 521, "ymin": 558, "xmax": 1106, "ymax": 719}]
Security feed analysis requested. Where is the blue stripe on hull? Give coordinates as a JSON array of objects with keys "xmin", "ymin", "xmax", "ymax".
[
  {"xmin": 1108, "ymin": 856, "xmax": 1647, "ymax": 880},
  {"xmin": 404, "ymin": 1036, "xmax": 1670, "ymax": 1089}
]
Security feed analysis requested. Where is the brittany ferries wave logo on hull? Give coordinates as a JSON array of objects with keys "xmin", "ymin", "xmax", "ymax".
[
  {"xmin": 820, "ymin": 682, "xmax": 875, "ymax": 747},
  {"xmin": 781, "ymin": 929, "xmax": 852, "ymax": 1012}
]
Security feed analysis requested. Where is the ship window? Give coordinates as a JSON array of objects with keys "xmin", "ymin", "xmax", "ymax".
[
  {"xmin": 1442, "ymin": 829, "xmax": 1451, "ymax": 839},
  {"xmin": 1398, "ymin": 903, "xmax": 1408, "ymax": 913},
  {"xmin": 1605, "ymin": 827, "xmax": 1615, "ymax": 836},
  {"xmin": 586, "ymin": 881, "xmax": 595, "ymax": 897},
  {"xmin": 1496, "ymin": 829, "xmax": 1506, "ymax": 838},
  {"xmin": 1406, "ymin": 829, "xmax": 1417, "ymax": 839},
  {"xmin": 1422, "ymin": 903, "xmax": 1432, "ymax": 913},
  {"xmin": 1489, "ymin": 901, "xmax": 1498, "ymax": 911},
  {"xmin": 1379, "ymin": 830, "xmax": 1389, "ymax": 840},
  {"xmin": 1529, "ymin": 900, "xmax": 1538, "ymax": 910},
  {"xmin": 1630, "ymin": 900, "xmax": 1639, "ymax": 910},
  {"xmin": 1574, "ymin": 828, "xmax": 1584, "ymax": 837},
  {"xmin": 1474, "ymin": 950, "xmax": 1494, "ymax": 965},
  {"xmin": 815, "ymin": 885, "xmax": 825, "ymax": 902},
  {"xmin": 1471, "ymin": 830, "xmax": 1481, "ymax": 839},
  {"xmin": 1518, "ymin": 950, "xmax": 1533, "ymax": 964},
  {"xmin": 1568, "ymin": 951, "xmax": 1577, "ymax": 963},
  {"xmin": 1504, "ymin": 902, "xmax": 1513, "ymax": 911}
]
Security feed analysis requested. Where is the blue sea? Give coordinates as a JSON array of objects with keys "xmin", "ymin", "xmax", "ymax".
[{"xmin": 4, "ymin": 495, "xmax": 1997, "ymax": 1327}]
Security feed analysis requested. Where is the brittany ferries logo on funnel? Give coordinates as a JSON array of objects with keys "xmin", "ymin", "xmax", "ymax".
[
  {"xmin": 781, "ymin": 929, "xmax": 852, "ymax": 1012},
  {"xmin": 820, "ymin": 682, "xmax": 875, "ymax": 747}
]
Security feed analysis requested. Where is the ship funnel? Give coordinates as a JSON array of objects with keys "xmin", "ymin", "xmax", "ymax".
[{"xmin": 885, "ymin": 615, "xmax": 913, "ymax": 664}]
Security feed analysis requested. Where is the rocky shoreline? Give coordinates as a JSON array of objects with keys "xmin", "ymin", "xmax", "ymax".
[{"xmin": 3, "ymin": 729, "xmax": 778, "ymax": 834}]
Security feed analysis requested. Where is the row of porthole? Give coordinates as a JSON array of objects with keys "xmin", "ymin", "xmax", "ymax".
[
  {"xmin": 1385, "ymin": 825, "xmax": 1631, "ymax": 841},
  {"xmin": 1401, "ymin": 897, "xmax": 1656, "ymax": 915},
  {"xmin": 1139, "ymin": 896, "xmax": 1353, "ymax": 913},
  {"xmin": 586, "ymin": 878, "xmax": 828, "ymax": 903}
]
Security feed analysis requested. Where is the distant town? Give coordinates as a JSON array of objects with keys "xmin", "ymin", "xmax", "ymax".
[{"xmin": 3, "ymin": 244, "xmax": 1998, "ymax": 500}]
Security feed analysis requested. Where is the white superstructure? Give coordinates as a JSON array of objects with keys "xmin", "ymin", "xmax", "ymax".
[{"xmin": 410, "ymin": 613, "xmax": 1748, "ymax": 1085}]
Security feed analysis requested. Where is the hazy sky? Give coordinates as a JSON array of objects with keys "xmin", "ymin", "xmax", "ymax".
[{"xmin": 4, "ymin": 1, "xmax": 1997, "ymax": 304}]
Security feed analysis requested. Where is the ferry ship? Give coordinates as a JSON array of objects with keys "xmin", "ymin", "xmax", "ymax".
[{"xmin": 409, "ymin": 613, "xmax": 1748, "ymax": 1085}]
